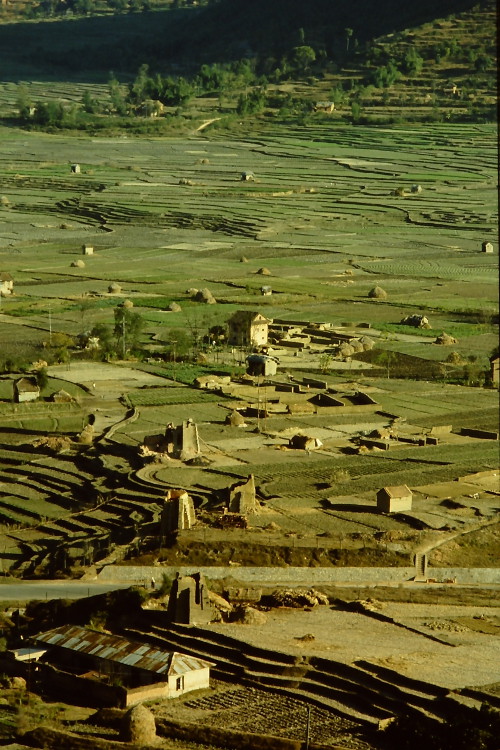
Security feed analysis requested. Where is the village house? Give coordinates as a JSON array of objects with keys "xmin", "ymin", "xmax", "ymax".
[
  {"xmin": 34, "ymin": 625, "xmax": 212, "ymax": 706},
  {"xmin": 0, "ymin": 272, "xmax": 13, "ymax": 296},
  {"xmin": 314, "ymin": 101, "xmax": 335, "ymax": 113},
  {"xmin": 228, "ymin": 311, "xmax": 271, "ymax": 347},
  {"xmin": 490, "ymin": 355, "xmax": 499, "ymax": 386},
  {"xmin": 13, "ymin": 377, "xmax": 40, "ymax": 403},
  {"xmin": 246, "ymin": 353, "xmax": 279, "ymax": 377},
  {"xmin": 376, "ymin": 485, "xmax": 413, "ymax": 513}
]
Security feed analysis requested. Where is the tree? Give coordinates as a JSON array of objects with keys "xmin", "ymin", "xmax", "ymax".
[
  {"xmin": 344, "ymin": 28, "xmax": 353, "ymax": 52},
  {"xmin": 375, "ymin": 349, "xmax": 398, "ymax": 379},
  {"xmin": 113, "ymin": 307, "xmax": 144, "ymax": 357},
  {"xmin": 36, "ymin": 367, "xmax": 49, "ymax": 391},
  {"xmin": 108, "ymin": 74, "xmax": 127, "ymax": 115},
  {"xmin": 292, "ymin": 45, "xmax": 316, "ymax": 73},
  {"xmin": 16, "ymin": 84, "xmax": 32, "ymax": 121},
  {"xmin": 90, "ymin": 323, "xmax": 115, "ymax": 359}
]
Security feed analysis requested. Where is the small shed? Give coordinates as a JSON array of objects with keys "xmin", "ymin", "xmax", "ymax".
[
  {"xmin": 0, "ymin": 272, "xmax": 13, "ymax": 296},
  {"xmin": 482, "ymin": 241, "xmax": 494, "ymax": 254},
  {"xmin": 246, "ymin": 353, "xmax": 278, "ymax": 377},
  {"xmin": 240, "ymin": 171, "xmax": 255, "ymax": 181},
  {"xmin": 314, "ymin": 101, "xmax": 335, "ymax": 113},
  {"xmin": 71, "ymin": 163, "xmax": 81, "ymax": 174},
  {"xmin": 490, "ymin": 355, "xmax": 499, "ymax": 386},
  {"xmin": 377, "ymin": 485, "xmax": 412, "ymax": 513},
  {"xmin": 14, "ymin": 377, "xmax": 40, "ymax": 403},
  {"xmin": 82, "ymin": 244, "xmax": 94, "ymax": 256},
  {"xmin": 289, "ymin": 434, "xmax": 323, "ymax": 451}
]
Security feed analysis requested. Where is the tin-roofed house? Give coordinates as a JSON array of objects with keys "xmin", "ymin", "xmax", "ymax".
[{"xmin": 35, "ymin": 625, "xmax": 212, "ymax": 707}]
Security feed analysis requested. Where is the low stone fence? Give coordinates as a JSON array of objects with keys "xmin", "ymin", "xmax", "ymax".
[{"xmin": 98, "ymin": 565, "xmax": 500, "ymax": 585}]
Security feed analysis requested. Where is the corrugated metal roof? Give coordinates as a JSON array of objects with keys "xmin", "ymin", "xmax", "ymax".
[{"xmin": 35, "ymin": 625, "xmax": 212, "ymax": 676}]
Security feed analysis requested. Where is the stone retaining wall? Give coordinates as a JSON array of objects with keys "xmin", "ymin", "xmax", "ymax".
[{"xmin": 98, "ymin": 565, "xmax": 500, "ymax": 585}]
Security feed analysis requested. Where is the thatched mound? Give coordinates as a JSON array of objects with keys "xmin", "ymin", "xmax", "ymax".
[
  {"xmin": 360, "ymin": 336, "xmax": 375, "ymax": 350},
  {"xmin": 76, "ymin": 424, "xmax": 94, "ymax": 445},
  {"xmin": 350, "ymin": 340, "xmax": 364, "ymax": 353},
  {"xmin": 71, "ymin": 259, "xmax": 85, "ymax": 268},
  {"xmin": 0, "ymin": 196, "xmax": 10, "ymax": 206},
  {"xmin": 225, "ymin": 410, "xmax": 246, "ymax": 427},
  {"xmin": 121, "ymin": 299, "xmax": 134, "ymax": 309},
  {"xmin": 339, "ymin": 343, "xmax": 355, "ymax": 358},
  {"xmin": 108, "ymin": 282, "xmax": 122, "ymax": 294},
  {"xmin": 233, "ymin": 606, "xmax": 267, "ymax": 625},
  {"xmin": 186, "ymin": 287, "xmax": 198, "ymax": 296},
  {"xmin": 401, "ymin": 314, "xmax": 431, "ymax": 329},
  {"xmin": 368, "ymin": 286, "xmax": 387, "ymax": 300},
  {"xmin": 120, "ymin": 704, "xmax": 156, "ymax": 744},
  {"xmin": 240, "ymin": 256, "xmax": 249, "ymax": 263},
  {"xmin": 168, "ymin": 302, "xmax": 181, "ymax": 312},
  {"xmin": 435, "ymin": 332, "xmax": 457, "ymax": 345},
  {"xmin": 446, "ymin": 351, "xmax": 462, "ymax": 364},
  {"xmin": 195, "ymin": 288, "xmax": 216, "ymax": 304},
  {"xmin": 256, "ymin": 267, "xmax": 271, "ymax": 275}
]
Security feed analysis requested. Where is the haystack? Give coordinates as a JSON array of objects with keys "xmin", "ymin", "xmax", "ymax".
[
  {"xmin": 71, "ymin": 259, "xmax": 85, "ymax": 268},
  {"xmin": 186, "ymin": 287, "xmax": 199, "ymax": 297},
  {"xmin": 256, "ymin": 267, "xmax": 271, "ymax": 276},
  {"xmin": 76, "ymin": 424, "xmax": 94, "ymax": 445},
  {"xmin": 225, "ymin": 410, "xmax": 246, "ymax": 427},
  {"xmin": 350, "ymin": 340, "xmax": 364, "ymax": 353},
  {"xmin": 120, "ymin": 704, "xmax": 156, "ymax": 744},
  {"xmin": 108, "ymin": 282, "xmax": 122, "ymax": 294},
  {"xmin": 360, "ymin": 336, "xmax": 374, "ymax": 350},
  {"xmin": 195, "ymin": 288, "xmax": 216, "ymax": 304},
  {"xmin": 339, "ymin": 343, "xmax": 355, "ymax": 358},
  {"xmin": 435, "ymin": 332, "xmax": 457, "ymax": 345},
  {"xmin": 168, "ymin": 302, "xmax": 181, "ymax": 312},
  {"xmin": 121, "ymin": 299, "xmax": 134, "ymax": 309},
  {"xmin": 240, "ymin": 256, "xmax": 249, "ymax": 263},
  {"xmin": 368, "ymin": 286, "xmax": 387, "ymax": 300}
]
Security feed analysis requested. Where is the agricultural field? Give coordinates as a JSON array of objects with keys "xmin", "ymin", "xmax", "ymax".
[{"xmin": 0, "ymin": 117, "xmax": 497, "ymax": 576}]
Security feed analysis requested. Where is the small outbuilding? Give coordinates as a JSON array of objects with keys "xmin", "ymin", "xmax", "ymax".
[
  {"xmin": 490, "ymin": 355, "xmax": 499, "ymax": 386},
  {"xmin": 377, "ymin": 485, "xmax": 412, "ymax": 513},
  {"xmin": 482, "ymin": 241, "xmax": 494, "ymax": 254},
  {"xmin": 314, "ymin": 101, "xmax": 335, "ymax": 113},
  {"xmin": 82, "ymin": 244, "xmax": 94, "ymax": 255},
  {"xmin": 71, "ymin": 163, "xmax": 81, "ymax": 174},
  {"xmin": 14, "ymin": 377, "xmax": 40, "ymax": 403},
  {"xmin": 0, "ymin": 272, "xmax": 13, "ymax": 296}
]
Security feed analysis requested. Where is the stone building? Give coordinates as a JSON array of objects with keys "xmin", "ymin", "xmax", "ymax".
[
  {"xmin": 228, "ymin": 474, "xmax": 260, "ymax": 514},
  {"xmin": 376, "ymin": 485, "xmax": 413, "ymax": 513},
  {"xmin": 228, "ymin": 311, "xmax": 271, "ymax": 347},
  {"xmin": 13, "ymin": 377, "xmax": 40, "ymax": 403},
  {"xmin": 162, "ymin": 489, "xmax": 196, "ymax": 533},
  {"xmin": 166, "ymin": 572, "xmax": 213, "ymax": 625},
  {"xmin": 0, "ymin": 272, "xmax": 13, "ymax": 296}
]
